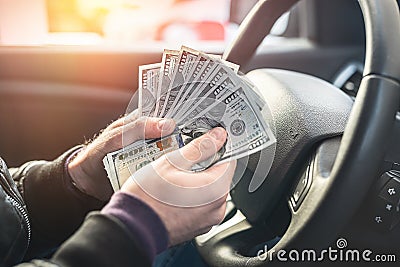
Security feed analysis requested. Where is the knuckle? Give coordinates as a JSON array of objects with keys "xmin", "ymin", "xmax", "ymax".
[
  {"xmin": 190, "ymin": 137, "xmax": 202, "ymax": 148},
  {"xmin": 112, "ymin": 117, "xmax": 126, "ymax": 128},
  {"xmin": 132, "ymin": 118, "xmax": 143, "ymax": 129},
  {"xmin": 158, "ymin": 155, "xmax": 174, "ymax": 170},
  {"xmin": 147, "ymin": 119, "xmax": 159, "ymax": 135},
  {"xmin": 189, "ymin": 138, "xmax": 203, "ymax": 153},
  {"xmin": 187, "ymin": 139, "xmax": 200, "ymax": 158},
  {"xmin": 108, "ymin": 130, "xmax": 122, "ymax": 147},
  {"xmin": 125, "ymin": 119, "xmax": 145, "ymax": 137}
]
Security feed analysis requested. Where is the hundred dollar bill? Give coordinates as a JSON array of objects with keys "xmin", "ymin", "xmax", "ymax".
[
  {"xmin": 105, "ymin": 133, "xmax": 184, "ymax": 190},
  {"xmin": 154, "ymin": 49, "xmax": 179, "ymax": 117},
  {"xmin": 239, "ymin": 74, "xmax": 267, "ymax": 109},
  {"xmin": 139, "ymin": 63, "xmax": 161, "ymax": 116},
  {"xmin": 175, "ymin": 74, "xmax": 236, "ymax": 124},
  {"xmin": 103, "ymin": 152, "xmax": 122, "ymax": 192},
  {"xmin": 168, "ymin": 53, "xmax": 240, "ymax": 120},
  {"xmin": 174, "ymin": 60, "xmax": 261, "ymax": 122},
  {"xmin": 182, "ymin": 85, "xmax": 275, "ymax": 162},
  {"xmin": 159, "ymin": 46, "xmax": 199, "ymax": 117},
  {"xmin": 167, "ymin": 53, "xmax": 219, "ymax": 118},
  {"xmin": 173, "ymin": 63, "xmax": 230, "ymax": 120}
]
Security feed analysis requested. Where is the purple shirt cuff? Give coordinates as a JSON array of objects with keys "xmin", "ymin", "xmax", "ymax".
[{"xmin": 101, "ymin": 192, "xmax": 169, "ymax": 261}]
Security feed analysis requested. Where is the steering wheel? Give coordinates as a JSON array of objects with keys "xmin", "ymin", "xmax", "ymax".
[{"xmin": 195, "ymin": 0, "xmax": 400, "ymax": 266}]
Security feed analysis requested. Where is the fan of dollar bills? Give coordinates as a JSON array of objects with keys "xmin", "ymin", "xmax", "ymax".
[{"xmin": 103, "ymin": 46, "xmax": 276, "ymax": 192}]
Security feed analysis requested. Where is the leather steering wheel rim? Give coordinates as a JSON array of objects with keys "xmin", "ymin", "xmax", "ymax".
[{"xmin": 196, "ymin": 0, "xmax": 400, "ymax": 266}]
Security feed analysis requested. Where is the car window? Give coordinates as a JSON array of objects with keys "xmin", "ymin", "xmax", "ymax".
[{"xmin": 0, "ymin": 0, "xmax": 293, "ymax": 47}]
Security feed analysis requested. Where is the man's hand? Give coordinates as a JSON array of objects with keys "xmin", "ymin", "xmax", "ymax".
[
  {"xmin": 121, "ymin": 127, "xmax": 236, "ymax": 246},
  {"xmin": 68, "ymin": 111, "xmax": 176, "ymax": 201}
]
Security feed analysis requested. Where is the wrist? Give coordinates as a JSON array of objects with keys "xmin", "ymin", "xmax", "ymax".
[
  {"xmin": 67, "ymin": 147, "xmax": 113, "ymax": 201},
  {"xmin": 67, "ymin": 149, "xmax": 94, "ymax": 196}
]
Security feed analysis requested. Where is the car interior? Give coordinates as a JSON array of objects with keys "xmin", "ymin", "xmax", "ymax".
[{"xmin": 0, "ymin": 0, "xmax": 399, "ymax": 266}]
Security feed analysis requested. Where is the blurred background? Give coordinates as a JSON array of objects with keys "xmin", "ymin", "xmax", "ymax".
[
  {"xmin": 0, "ymin": 0, "xmax": 295, "ymax": 166},
  {"xmin": 0, "ymin": 0, "xmax": 290, "ymax": 46}
]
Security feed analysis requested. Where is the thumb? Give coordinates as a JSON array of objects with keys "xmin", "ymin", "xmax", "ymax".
[{"xmin": 166, "ymin": 127, "xmax": 227, "ymax": 170}]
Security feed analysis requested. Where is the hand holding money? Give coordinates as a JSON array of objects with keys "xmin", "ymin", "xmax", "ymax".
[
  {"xmin": 104, "ymin": 46, "xmax": 276, "ymax": 196},
  {"xmin": 121, "ymin": 127, "xmax": 236, "ymax": 245},
  {"xmin": 68, "ymin": 112, "xmax": 175, "ymax": 201}
]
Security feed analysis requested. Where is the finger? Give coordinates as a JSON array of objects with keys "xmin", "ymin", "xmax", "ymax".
[
  {"xmin": 166, "ymin": 127, "xmax": 227, "ymax": 170},
  {"xmin": 122, "ymin": 117, "xmax": 176, "ymax": 145},
  {"xmin": 106, "ymin": 110, "xmax": 140, "ymax": 130},
  {"xmin": 123, "ymin": 110, "xmax": 140, "ymax": 124}
]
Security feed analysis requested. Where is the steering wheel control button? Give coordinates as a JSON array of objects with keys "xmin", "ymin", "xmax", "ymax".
[
  {"xmin": 370, "ymin": 197, "xmax": 396, "ymax": 231},
  {"xmin": 292, "ymin": 172, "xmax": 307, "ymax": 202},
  {"xmin": 290, "ymin": 163, "xmax": 312, "ymax": 211},
  {"xmin": 374, "ymin": 216, "xmax": 383, "ymax": 224},
  {"xmin": 372, "ymin": 215, "xmax": 391, "ymax": 231},
  {"xmin": 378, "ymin": 176, "xmax": 400, "ymax": 204},
  {"xmin": 368, "ymin": 173, "xmax": 400, "ymax": 232},
  {"xmin": 377, "ymin": 197, "xmax": 395, "ymax": 216}
]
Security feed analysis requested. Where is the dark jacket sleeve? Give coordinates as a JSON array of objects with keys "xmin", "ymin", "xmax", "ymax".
[
  {"xmin": 10, "ymin": 147, "xmax": 106, "ymax": 259},
  {"xmin": 15, "ymin": 213, "xmax": 152, "ymax": 267}
]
